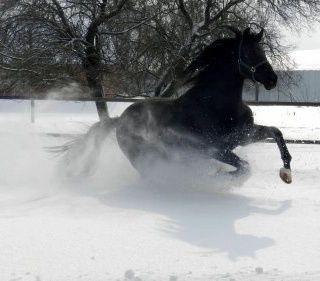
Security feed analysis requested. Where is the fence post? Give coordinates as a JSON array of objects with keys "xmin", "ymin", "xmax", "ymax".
[
  {"xmin": 255, "ymin": 83, "xmax": 259, "ymax": 102},
  {"xmin": 31, "ymin": 99, "xmax": 35, "ymax": 123}
]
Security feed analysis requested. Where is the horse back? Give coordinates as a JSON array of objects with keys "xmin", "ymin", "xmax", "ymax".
[{"xmin": 119, "ymin": 99, "xmax": 178, "ymax": 129}]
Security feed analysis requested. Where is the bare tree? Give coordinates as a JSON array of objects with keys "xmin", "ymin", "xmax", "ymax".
[
  {"xmin": 1, "ymin": 0, "xmax": 320, "ymax": 104},
  {"xmin": 101, "ymin": 0, "xmax": 320, "ymax": 98},
  {"xmin": 149, "ymin": 0, "xmax": 320, "ymax": 97},
  {"xmin": 0, "ymin": 0, "xmax": 146, "ymax": 119}
]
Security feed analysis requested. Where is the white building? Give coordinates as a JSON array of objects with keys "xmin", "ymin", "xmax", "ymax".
[{"xmin": 244, "ymin": 49, "xmax": 320, "ymax": 102}]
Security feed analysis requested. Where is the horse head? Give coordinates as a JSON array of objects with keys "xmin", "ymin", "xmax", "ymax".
[
  {"xmin": 185, "ymin": 26, "xmax": 277, "ymax": 91},
  {"xmin": 237, "ymin": 27, "xmax": 278, "ymax": 90}
]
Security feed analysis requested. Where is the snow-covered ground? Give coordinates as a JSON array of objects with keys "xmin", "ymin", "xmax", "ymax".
[{"xmin": 0, "ymin": 100, "xmax": 320, "ymax": 281}]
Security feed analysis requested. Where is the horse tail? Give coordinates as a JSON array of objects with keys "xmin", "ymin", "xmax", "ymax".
[{"xmin": 48, "ymin": 117, "xmax": 120, "ymax": 175}]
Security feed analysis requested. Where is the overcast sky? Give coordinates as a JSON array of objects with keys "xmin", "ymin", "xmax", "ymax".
[{"xmin": 283, "ymin": 22, "xmax": 320, "ymax": 50}]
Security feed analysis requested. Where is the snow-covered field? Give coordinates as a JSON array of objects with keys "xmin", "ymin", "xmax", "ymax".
[{"xmin": 0, "ymin": 100, "xmax": 319, "ymax": 281}]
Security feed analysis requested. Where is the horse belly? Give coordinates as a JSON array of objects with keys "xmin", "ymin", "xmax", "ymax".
[{"xmin": 116, "ymin": 103, "xmax": 212, "ymax": 171}]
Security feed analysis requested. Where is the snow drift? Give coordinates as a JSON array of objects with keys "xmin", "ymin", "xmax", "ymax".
[{"xmin": 0, "ymin": 100, "xmax": 319, "ymax": 281}]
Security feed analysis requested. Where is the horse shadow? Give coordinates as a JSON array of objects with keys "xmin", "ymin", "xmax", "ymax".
[
  {"xmin": 62, "ymin": 139, "xmax": 291, "ymax": 260},
  {"xmin": 94, "ymin": 171, "xmax": 291, "ymax": 261}
]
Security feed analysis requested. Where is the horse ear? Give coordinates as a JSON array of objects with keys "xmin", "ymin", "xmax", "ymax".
[
  {"xmin": 243, "ymin": 27, "xmax": 251, "ymax": 40},
  {"xmin": 254, "ymin": 28, "xmax": 264, "ymax": 42}
]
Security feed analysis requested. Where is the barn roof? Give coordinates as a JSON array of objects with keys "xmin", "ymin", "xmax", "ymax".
[{"xmin": 290, "ymin": 49, "xmax": 320, "ymax": 70}]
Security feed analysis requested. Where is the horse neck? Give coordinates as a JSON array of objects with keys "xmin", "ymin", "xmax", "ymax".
[{"xmin": 180, "ymin": 60, "xmax": 245, "ymax": 109}]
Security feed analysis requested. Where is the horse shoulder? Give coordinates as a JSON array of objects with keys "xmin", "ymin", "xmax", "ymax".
[{"xmin": 239, "ymin": 103, "xmax": 254, "ymax": 125}]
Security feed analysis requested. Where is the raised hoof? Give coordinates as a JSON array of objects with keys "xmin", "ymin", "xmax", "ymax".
[{"xmin": 279, "ymin": 168, "xmax": 292, "ymax": 184}]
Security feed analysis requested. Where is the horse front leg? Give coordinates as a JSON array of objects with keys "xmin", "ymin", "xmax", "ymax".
[{"xmin": 249, "ymin": 124, "xmax": 292, "ymax": 184}]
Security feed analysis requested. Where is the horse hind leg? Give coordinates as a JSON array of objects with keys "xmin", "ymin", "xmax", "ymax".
[
  {"xmin": 214, "ymin": 149, "xmax": 249, "ymax": 176},
  {"xmin": 128, "ymin": 147, "xmax": 170, "ymax": 178},
  {"xmin": 117, "ymin": 133, "xmax": 169, "ymax": 177}
]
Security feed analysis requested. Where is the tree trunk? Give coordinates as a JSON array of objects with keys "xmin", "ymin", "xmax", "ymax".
[
  {"xmin": 86, "ymin": 75, "xmax": 109, "ymax": 120},
  {"xmin": 154, "ymin": 58, "xmax": 187, "ymax": 97},
  {"xmin": 154, "ymin": 35, "xmax": 194, "ymax": 97},
  {"xmin": 83, "ymin": 38, "xmax": 109, "ymax": 120}
]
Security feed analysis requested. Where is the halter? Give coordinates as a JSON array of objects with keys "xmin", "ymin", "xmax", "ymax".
[{"xmin": 238, "ymin": 37, "xmax": 268, "ymax": 83}]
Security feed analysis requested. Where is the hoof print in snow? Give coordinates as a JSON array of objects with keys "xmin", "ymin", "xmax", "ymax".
[
  {"xmin": 125, "ymin": 269, "xmax": 135, "ymax": 280},
  {"xmin": 255, "ymin": 267, "xmax": 264, "ymax": 274}
]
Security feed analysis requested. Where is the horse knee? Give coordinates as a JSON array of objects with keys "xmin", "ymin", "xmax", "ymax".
[{"xmin": 269, "ymin": 126, "xmax": 283, "ymax": 139}]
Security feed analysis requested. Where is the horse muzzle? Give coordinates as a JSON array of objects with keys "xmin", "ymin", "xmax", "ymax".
[{"xmin": 262, "ymin": 69, "xmax": 278, "ymax": 90}]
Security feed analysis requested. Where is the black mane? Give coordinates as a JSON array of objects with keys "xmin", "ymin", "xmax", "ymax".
[{"xmin": 184, "ymin": 38, "xmax": 237, "ymax": 82}]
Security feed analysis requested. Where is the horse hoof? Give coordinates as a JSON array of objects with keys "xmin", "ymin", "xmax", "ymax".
[
  {"xmin": 229, "ymin": 164, "xmax": 250, "ymax": 177},
  {"xmin": 279, "ymin": 168, "xmax": 292, "ymax": 184}
]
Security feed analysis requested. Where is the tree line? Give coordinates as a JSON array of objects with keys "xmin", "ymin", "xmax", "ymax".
[{"xmin": 1, "ymin": 0, "xmax": 320, "ymax": 119}]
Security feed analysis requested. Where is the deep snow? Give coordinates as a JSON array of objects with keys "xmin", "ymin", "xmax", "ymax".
[{"xmin": 0, "ymin": 100, "xmax": 319, "ymax": 281}]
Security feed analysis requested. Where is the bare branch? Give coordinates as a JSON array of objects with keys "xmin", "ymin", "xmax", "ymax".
[
  {"xmin": 101, "ymin": 16, "xmax": 154, "ymax": 36},
  {"xmin": 104, "ymin": 0, "xmax": 129, "ymax": 21},
  {"xmin": 51, "ymin": 0, "xmax": 76, "ymax": 39},
  {"xmin": 0, "ymin": 51, "xmax": 23, "ymax": 61},
  {"xmin": 176, "ymin": 0, "xmax": 193, "ymax": 29},
  {"xmin": 209, "ymin": 0, "xmax": 247, "ymax": 24},
  {"xmin": 204, "ymin": 0, "xmax": 213, "ymax": 27},
  {"xmin": 0, "ymin": 64, "xmax": 40, "ymax": 75}
]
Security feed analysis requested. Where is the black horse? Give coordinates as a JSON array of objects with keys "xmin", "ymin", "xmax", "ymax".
[{"xmin": 63, "ymin": 27, "xmax": 292, "ymax": 183}]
